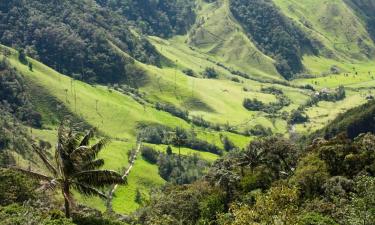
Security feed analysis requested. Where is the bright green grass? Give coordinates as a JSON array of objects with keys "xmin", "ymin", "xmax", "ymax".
[
  {"xmin": 3, "ymin": 46, "xmax": 253, "ymax": 214},
  {"xmin": 140, "ymin": 38, "xmax": 312, "ymax": 133},
  {"xmin": 185, "ymin": 0, "xmax": 281, "ymax": 79},
  {"xmin": 295, "ymin": 57, "xmax": 375, "ymax": 89},
  {"xmin": 295, "ymin": 91, "xmax": 368, "ymax": 134},
  {"xmin": 274, "ymin": 0, "xmax": 375, "ymax": 61},
  {"xmin": 2, "ymin": 1, "xmax": 375, "ymax": 212},
  {"xmin": 146, "ymin": 144, "xmax": 218, "ymax": 162}
]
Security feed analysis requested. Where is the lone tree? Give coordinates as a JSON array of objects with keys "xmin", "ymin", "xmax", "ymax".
[
  {"xmin": 12, "ymin": 121, "xmax": 125, "ymax": 218},
  {"xmin": 18, "ymin": 49, "xmax": 28, "ymax": 65}
]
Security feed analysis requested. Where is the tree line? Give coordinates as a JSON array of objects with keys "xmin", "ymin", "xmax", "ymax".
[
  {"xmin": 230, "ymin": 0, "xmax": 318, "ymax": 79},
  {"xmin": 0, "ymin": 0, "xmax": 161, "ymax": 85}
]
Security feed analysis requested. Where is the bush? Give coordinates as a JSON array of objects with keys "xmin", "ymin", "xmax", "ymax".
[
  {"xmin": 289, "ymin": 109, "xmax": 309, "ymax": 124},
  {"xmin": 18, "ymin": 49, "xmax": 28, "ymax": 64},
  {"xmin": 243, "ymin": 98, "xmax": 265, "ymax": 111},
  {"xmin": 141, "ymin": 146, "xmax": 159, "ymax": 164},
  {"xmin": 231, "ymin": 77, "xmax": 240, "ymax": 83},
  {"xmin": 221, "ymin": 136, "xmax": 237, "ymax": 151},
  {"xmin": 183, "ymin": 69, "xmax": 195, "ymax": 77},
  {"xmin": 203, "ymin": 67, "xmax": 218, "ymax": 79},
  {"xmin": 155, "ymin": 102, "xmax": 189, "ymax": 121},
  {"xmin": 246, "ymin": 125, "xmax": 273, "ymax": 137}
]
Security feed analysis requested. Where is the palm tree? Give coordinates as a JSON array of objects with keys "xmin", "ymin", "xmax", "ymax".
[
  {"xmin": 12, "ymin": 121, "xmax": 125, "ymax": 218},
  {"xmin": 170, "ymin": 127, "xmax": 187, "ymax": 166}
]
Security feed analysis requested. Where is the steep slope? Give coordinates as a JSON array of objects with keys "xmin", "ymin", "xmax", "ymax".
[
  {"xmin": 187, "ymin": 0, "xmax": 281, "ymax": 79},
  {"xmin": 95, "ymin": 0, "xmax": 196, "ymax": 38},
  {"xmin": 0, "ymin": 0, "xmax": 160, "ymax": 84},
  {"xmin": 2, "ymin": 0, "xmax": 375, "ymax": 216},
  {"xmin": 1, "ymin": 45, "xmax": 252, "ymax": 212},
  {"xmin": 274, "ymin": 0, "xmax": 375, "ymax": 63},
  {"xmin": 230, "ymin": 0, "xmax": 318, "ymax": 79},
  {"xmin": 310, "ymin": 100, "xmax": 375, "ymax": 140},
  {"xmin": 345, "ymin": 0, "xmax": 375, "ymax": 42}
]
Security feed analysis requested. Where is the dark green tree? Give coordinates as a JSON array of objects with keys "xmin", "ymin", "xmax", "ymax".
[{"xmin": 18, "ymin": 49, "xmax": 27, "ymax": 64}]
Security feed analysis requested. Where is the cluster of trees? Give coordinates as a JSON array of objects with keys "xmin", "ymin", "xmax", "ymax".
[
  {"xmin": 203, "ymin": 67, "xmax": 219, "ymax": 79},
  {"xmin": 290, "ymin": 86, "xmax": 346, "ymax": 125},
  {"xmin": 289, "ymin": 109, "xmax": 309, "ymax": 124},
  {"xmin": 230, "ymin": 0, "xmax": 318, "ymax": 79},
  {"xmin": 310, "ymin": 99, "xmax": 375, "ymax": 140},
  {"xmin": 306, "ymin": 86, "xmax": 346, "ymax": 107},
  {"xmin": 135, "ymin": 133, "xmax": 375, "ymax": 224},
  {"xmin": 245, "ymin": 124, "xmax": 273, "ymax": 137},
  {"xmin": 137, "ymin": 123, "xmax": 223, "ymax": 155},
  {"xmin": 141, "ymin": 145, "xmax": 209, "ymax": 184},
  {"xmin": 0, "ymin": 58, "xmax": 42, "ymax": 127},
  {"xmin": 95, "ymin": 0, "xmax": 196, "ymax": 38},
  {"xmin": 155, "ymin": 102, "xmax": 189, "ymax": 121},
  {"xmin": 243, "ymin": 93, "xmax": 291, "ymax": 113},
  {"xmin": 0, "ymin": 0, "xmax": 160, "ymax": 84}
]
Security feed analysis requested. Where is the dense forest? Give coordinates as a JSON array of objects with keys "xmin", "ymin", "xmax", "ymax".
[
  {"xmin": 0, "ymin": 0, "xmax": 161, "ymax": 84},
  {"xmin": 230, "ymin": 0, "xmax": 318, "ymax": 79},
  {"xmin": 135, "ymin": 133, "xmax": 375, "ymax": 224},
  {"xmin": 95, "ymin": 0, "xmax": 196, "ymax": 38}
]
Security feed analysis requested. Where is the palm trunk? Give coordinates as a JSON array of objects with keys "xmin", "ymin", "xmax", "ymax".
[{"xmin": 63, "ymin": 182, "xmax": 71, "ymax": 218}]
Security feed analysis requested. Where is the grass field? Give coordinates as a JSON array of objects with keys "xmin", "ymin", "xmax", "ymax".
[
  {"xmin": 2, "ymin": 45, "xmax": 251, "ymax": 213},
  {"xmin": 274, "ymin": 0, "xmax": 375, "ymax": 61}
]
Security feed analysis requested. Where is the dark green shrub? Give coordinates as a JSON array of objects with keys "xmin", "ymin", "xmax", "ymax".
[
  {"xmin": 141, "ymin": 146, "xmax": 159, "ymax": 164},
  {"xmin": 203, "ymin": 67, "xmax": 218, "ymax": 79}
]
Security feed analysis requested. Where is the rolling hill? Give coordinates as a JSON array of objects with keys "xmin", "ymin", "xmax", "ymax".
[{"xmin": 1, "ymin": 0, "xmax": 375, "ymax": 216}]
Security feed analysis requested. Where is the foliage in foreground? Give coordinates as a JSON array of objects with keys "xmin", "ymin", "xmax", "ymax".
[
  {"xmin": 12, "ymin": 121, "xmax": 125, "ymax": 218},
  {"xmin": 135, "ymin": 134, "xmax": 375, "ymax": 225}
]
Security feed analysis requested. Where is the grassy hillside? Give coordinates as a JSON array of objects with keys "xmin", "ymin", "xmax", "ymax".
[
  {"xmin": 187, "ymin": 0, "xmax": 281, "ymax": 79},
  {"xmin": 309, "ymin": 99, "xmax": 375, "ymax": 140},
  {"xmin": 2, "ymin": 45, "xmax": 255, "ymax": 213},
  {"xmin": 1, "ymin": 0, "xmax": 375, "ymax": 216},
  {"xmin": 274, "ymin": 0, "xmax": 375, "ymax": 62}
]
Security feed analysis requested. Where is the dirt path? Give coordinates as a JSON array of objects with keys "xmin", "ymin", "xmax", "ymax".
[{"xmin": 106, "ymin": 141, "xmax": 142, "ymax": 213}]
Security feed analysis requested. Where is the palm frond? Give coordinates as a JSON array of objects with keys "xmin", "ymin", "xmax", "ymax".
[
  {"xmin": 81, "ymin": 159, "xmax": 105, "ymax": 170},
  {"xmin": 11, "ymin": 167, "xmax": 54, "ymax": 181},
  {"xmin": 71, "ymin": 138, "xmax": 109, "ymax": 163},
  {"xmin": 71, "ymin": 181, "xmax": 107, "ymax": 199},
  {"xmin": 32, "ymin": 144, "xmax": 58, "ymax": 176},
  {"xmin": 66, "ymin": 132, "xmax": 82, "ymax": 155},
  {"xmin": 37, "ymin": 179, "xmax": 60, "ymax": 192},
  {"xmin": 72, "ymin": 170, "xmax": 125, "ymax": 188},
  {"xmin": 79, "ymin": 128, "xmax": 96, "ymax": 147},
  {"xmin": 89, "ymin": 138, "xmax": 109, "ymax": 158}
]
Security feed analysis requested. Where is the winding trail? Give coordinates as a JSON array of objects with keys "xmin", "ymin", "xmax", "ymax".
[{"xmin": 106, "ymin": 141, "xmax": 142, "ymax": 213}]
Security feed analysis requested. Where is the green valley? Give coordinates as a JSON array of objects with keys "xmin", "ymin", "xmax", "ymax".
[{"xmin": 1, "ymin": 0, "xmax": 375, "ymax": 224}]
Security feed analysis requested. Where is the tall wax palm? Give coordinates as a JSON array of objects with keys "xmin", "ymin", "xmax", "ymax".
[{"xmin": 13, "ymin": 122, "xmax": 125, "ymax": 218}]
